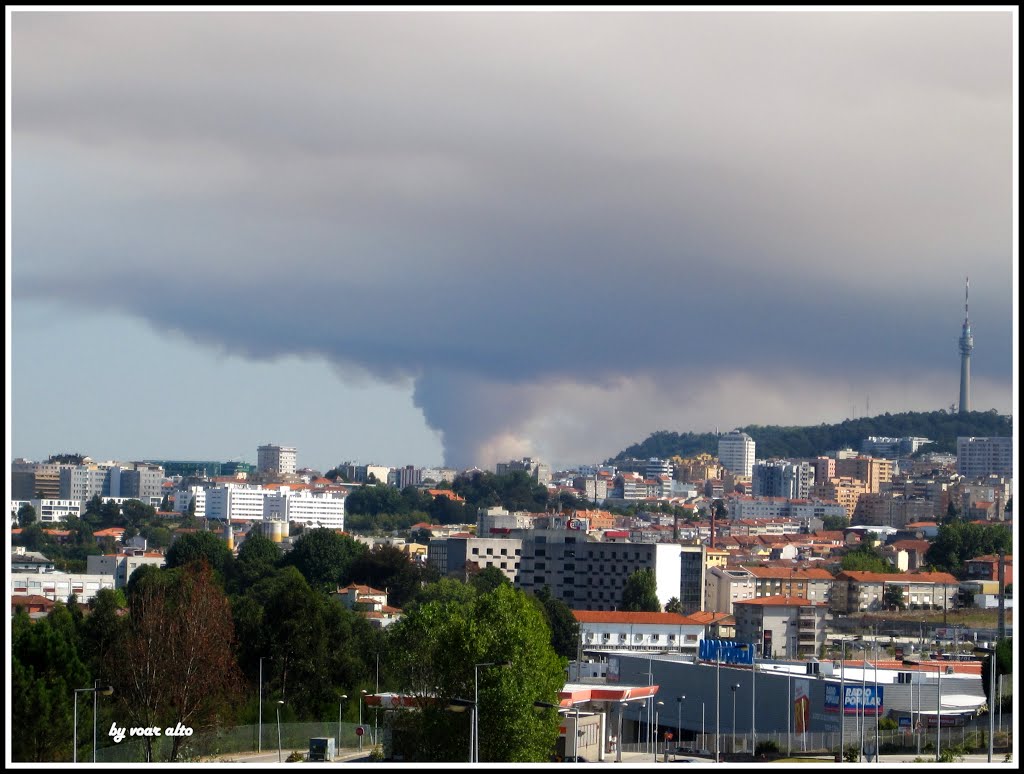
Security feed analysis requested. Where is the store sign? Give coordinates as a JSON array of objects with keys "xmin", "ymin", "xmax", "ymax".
[
  {"xmin": 698, "ymin": 639, "xmax": 753, "ymax": 665},
  {"xmin": 824, "ymin": 684, "xmax": 884, "ymax": 716}
]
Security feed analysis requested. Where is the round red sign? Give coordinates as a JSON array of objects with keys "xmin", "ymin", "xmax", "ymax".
[{"xmin": 355, "ymin": 726, "xmax": 365, "ymax": 736}]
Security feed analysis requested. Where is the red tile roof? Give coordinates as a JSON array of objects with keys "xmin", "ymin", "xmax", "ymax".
[
  {"xmin": 572, "ymin": 611, "xmax": 703, "ymax": 626},
  {"xmin": 734, "ymin": 595, "xmax": 824, "ymax": 607}
]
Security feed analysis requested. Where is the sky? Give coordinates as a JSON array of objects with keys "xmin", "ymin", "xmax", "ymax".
[{"xmin": 7, "ymin": 8, "xmax": 1018, "ymax": 473}]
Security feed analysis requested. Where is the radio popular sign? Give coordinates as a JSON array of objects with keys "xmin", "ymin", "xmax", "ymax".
[
  {"xmin": 698, "ymin": 639, "xmax": 754, "ymax": 665},
  {"xmin": 824, "ymin": 684, "xmax": 884, "ymax": 716}
]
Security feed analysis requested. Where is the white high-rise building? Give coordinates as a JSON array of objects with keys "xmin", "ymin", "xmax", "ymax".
[
  {"xmin": 718, "ymin": 432, "xmax": 756, "ymax": 477},
  {"xmin": 257, "ymin": 444, "xmax": 297, "ymax": 476},
  {"xmin": 205, "ymin": 483, "xmax": 275, "ymax": 521},
  {"xmin": 957, "ymin": 437, "xmax": 1013, "ymax": 478}
]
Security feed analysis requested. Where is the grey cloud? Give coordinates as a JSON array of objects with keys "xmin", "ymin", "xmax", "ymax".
[{"xmin": 12, "ymin": 10, "xmax": 1014, "ymax": 467}]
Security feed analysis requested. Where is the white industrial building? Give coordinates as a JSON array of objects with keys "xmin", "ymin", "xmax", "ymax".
[{"xmin": 263, "ymin": 487, "xmax": 346, "ymax": 530}]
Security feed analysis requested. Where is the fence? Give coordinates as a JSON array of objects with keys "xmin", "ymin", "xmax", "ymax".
[
  {"xmin": 93, "ymin": 722, "xmax": 378, "ymax": 763},
  {"xmin": 622, "ymin": 727, "xmax": 1013, "ymax": 760}
]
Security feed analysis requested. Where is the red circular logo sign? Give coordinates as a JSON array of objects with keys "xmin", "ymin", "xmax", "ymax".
[{"xmin": 355, "ymin": 726, "xmax": 365, "ymax": 736}]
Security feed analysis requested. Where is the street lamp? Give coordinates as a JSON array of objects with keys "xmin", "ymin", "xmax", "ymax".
[
  {"xmin": 715, "ymin": 645, "xmax": 722, "ymax": 763},
  {"xmin": 337, "ymin": 694, "xmax": 348, "ymax": 757},
  {"xmin": 904, "ymin": 658, "xmax": 942, "ymax": 762},
  {"xmin": 676, "ymin": 695, "xmax": 685, "ymax": 750},
  {"xmin": 654, "ymin": 700, "xmax": 664, "ymax": 761},
  {"xmin": 474, "ymin": 660, "xmax": 510, "ymax": 763},
  {"xmin": 834, "ymin": 635, "xmax": 861, "ymax": 762},
  {"xmin": 973, "ymin": 646, "xmax": 996, "ymax": 763},
  {"xmin": 446, "ymin": 698, "xmax": 475, "ymax": 762},
  {"xmin": 358, "ymin": 690, "xmax": 367, "ymax": 754},
  {"xmin": 73, "ymin": 681, "xmax": 113, "ymax": 763},
  {"xmin": 730, "ymin": 684, "xmax": 740, "ymax": 754},
  {"xmin": 276, "ymin": 700, "xmax": 284, "ymax": 763},
  {"xmin": 738, "ymin": 642, "xmax": 756, "ymax": 754}
]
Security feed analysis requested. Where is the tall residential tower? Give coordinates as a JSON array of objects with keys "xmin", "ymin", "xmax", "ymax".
[{"xmin": 958, "ymin": 277, "xmax": 973, "ymax": 413}]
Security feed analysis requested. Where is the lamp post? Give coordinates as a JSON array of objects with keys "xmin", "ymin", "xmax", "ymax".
[
  {"xmin": 617, "ymin": 701, "xmax": 626, "ymax": 763},
  {"xmin": 337, "ymin": 694, "xmax": 347, "ymax": 757},
  {"xmin": 715, "ymin": 646, "xmax": 722, "ymax": 763},
  {"xmin": 474, "ymin": 660, "xmax": 510, "ymax": 762},
  {"xmin": 730, "ymin": 684, "xmax": 740, "ymax": 754},
  {"xmin": 859, "ymin": 658, "xmax": 868, "ymax": 761},
  {"xmin": 654, "ymin": 700, "xmax": 664, "ymax": 761},
  {"xmin": 676, "ymin": 695, "xmax": 685, "ymax": 750},
  {"xmin": 73, "ymin": 681, "xmax": 113, "ymax": 763},
  {"xmin": 447, "ymin": 698, "xmax": 475, "ymax": 762},
  {"xmin": 276, "ymin": 700, "xmax": 284, "ymax": 763},
  {"xmin": 904, "ymin": 658, "xmax": 942, "ymax": 762},
  {"xmin": 973, "ymin": 646, "xmax": 996, "ymax": 763},
  {"xmin": 358, "ymin": 689, "xmax": 367, "ymax": 754},
  {"xmin": 834, "ymin": 635, "xmax": 861, "ymax": 763},
  {"xmin": 738, "ymin": 642, "xmax": 755, "ymax": 754}
]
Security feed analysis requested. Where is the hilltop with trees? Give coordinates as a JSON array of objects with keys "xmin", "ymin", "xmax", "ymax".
[{"xmin": 609, "ymin": 409, "xmax": 1011, "ymax": 462}]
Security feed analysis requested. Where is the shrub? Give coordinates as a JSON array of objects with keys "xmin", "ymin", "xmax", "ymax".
[{"xmin": 755, "ymin": 740, "xmax": 780, "ymax": 756}]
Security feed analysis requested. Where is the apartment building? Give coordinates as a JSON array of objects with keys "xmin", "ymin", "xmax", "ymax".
[
  {"xmin": 956, "ymin": 436, "xmax": 1013, "ymax": 478},
  {"xmin": 718, "ymin": 432, "xmax": 756, "ymax": 477},
  {"xmin": 704, "ymin": 565, "xmax": 756, "ymax": 615},
  {"xmin": 517, "ymin": 530, "xmax": 683, "ymax": 611},
  {"xmin": 574, "ymin": 610, "xmax": 705, "ymax": 654},
  {"xmin": 853, "ymin": 492, "xmax": 938, "ymax": 528},
  {"xmin": 11, "ymin": 571, "xmax": 117, "ymax": 604},
  {"xmin": 810, "ymin": 477, "xmax": 868, "ymax": 518},
  {"xmin": 832, "ymin": 570, "xmax": 960, "ymax": 613},
  {"xmin": 428, "ymin": 536, "xmax": 524, "ymax": 584},
  {"xmin": 263, "ymin": 487, "xmax": 346, "ymax": 530},
  {"xmin": 11, "ymin": 499, "xmax": 83, "ymax": 524},
  {"xmin": 752, "ymin": 460, "xmax": 815, "ymax": 500},
  {"xmin": 739, "ymin": 565, "xmax": 834, "ymax": 606},
  {"xmin": 87, "ymin": 549, "xmax": 167, "ymax": 588},
  {"xmin": 257, "ymin": 444, "xmax": 297, "ymax": 476},
  {"xmin": 733, "ymin": 595, "xmax": 829, "ymax": 659},
  {"xmin": 835, "ymin": 455, "xmax": 893, "ymax": 493},
  {"xmin": 205, "ymin": 483, "xmax": 276, "ymax": 521},
  {"xmin": 496, "ymin": 457, "xmax": 552, "ymax": 485}
]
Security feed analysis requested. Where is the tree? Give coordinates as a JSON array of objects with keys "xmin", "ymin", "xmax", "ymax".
[
  {"xmin": 822, "ymin": 515, "xmax": 850, "ymax": 531},
  {"xmin": 280, "ymin": 528, "xmax": 367, "ymax": 592},
  {"xmin": 12, "ymin": 605, "xmax": 91, "ymax": 761},
  {"xmin": 165, "ymin": 530, "xmax": 234, "ymax": 578},
  {"xmin": 883, "ymin": 585, "xmax": 906, "ymax": 611},
  {"xmin": 385, "ymin": 583, "xmax": 564, "ymax": 761},
  {"xmin": 115, "ymin": 562, "xmax": 243, "ymax": 760},
  {"xmin": 621, "ymin": 569, "xmax": 661, "ymax": 612},
  {"xmin": 120, "ymin": 499, "xmax": 156, "ymax": 527},
  {"xmin": 17, "ymin": 502, "xmax": 37, "ymax": 527},
  {"xmin": 841, "ymin": 544, "xmax": 893, "ymax": 574},
  {"xmin": 470, "ymin": 566, "xmax": 512, "ymax": 595},
  {"xmin": 664, "ymin": 597, "xmax": 684, "ymax": 614},
  {"xmin": 230, "ymin": 531, "xmax": 282, "ymax": 593},
  {"xmin": 924, "ymin": 521, "xmax": 1013, "ymax": 577},
  {"xmin": 534, "ymin": 586, "xmax": 580, "ymax": 660}
]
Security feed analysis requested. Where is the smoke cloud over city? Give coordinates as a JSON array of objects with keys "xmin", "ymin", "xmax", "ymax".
[{"xmin": 11, "ymin": 11, "xmax": 1014, "ymax": 468}]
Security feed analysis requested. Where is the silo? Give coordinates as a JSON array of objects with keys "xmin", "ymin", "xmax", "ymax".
[{"xmin": 271, "ymin": 520, "xmax": 283, "ymax": 543}]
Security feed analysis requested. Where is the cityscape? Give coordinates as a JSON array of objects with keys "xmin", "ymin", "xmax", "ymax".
[{"xmin": 8, "ymin": 7, "xmax": 1017, "ymax": 770}]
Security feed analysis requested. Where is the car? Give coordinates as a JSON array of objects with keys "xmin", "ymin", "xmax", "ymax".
[
  {"xmin": 562, "ymin": 756, "xmax": 588, "ymax": 763},
  {"xmin": 673, "ymin": 746, "xmax": 701, "ymax": 755}
]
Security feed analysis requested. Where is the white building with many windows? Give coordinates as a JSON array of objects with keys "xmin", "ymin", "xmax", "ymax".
[
  {"xmin": 574, "ymin": 610, "xmax": 705, "ymax": 654},
  {"xmin": 956, "ymin": 436, "xmax": 1013, "ymax": 478},
  {"xmin": 205, "ymin": 483, "xmax": 275, "ymax": 521},
  {"xmin": 718, "ymin": 432, "xmax": 756, "ymax": 477},
  {"xmin": 257, "ymin": 444, "xmax": 297, "ymax": 476},
  {"xmin": 263, "ymin": 487, "xmax": 346, "ymax": 530}
]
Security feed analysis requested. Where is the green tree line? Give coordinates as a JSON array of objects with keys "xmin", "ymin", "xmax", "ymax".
[
  {"xmin": 12, "ymin": 526, "xmax": 578, "ymax": 763},
  {"xmin": 610, "ymin": 409, "xmax": 1012, "ymax": 462}
]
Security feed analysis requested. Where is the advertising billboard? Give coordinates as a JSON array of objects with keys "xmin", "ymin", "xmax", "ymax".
[{"xmin": 824, "ymin": 684, "xmax": 884, "ymax": 716}]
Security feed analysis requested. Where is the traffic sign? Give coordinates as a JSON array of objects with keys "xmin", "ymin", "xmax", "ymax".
[
  {"xmin": 355, "ymin": 726, "xmax": 365, "ymax": 736},
  {"xmin": 665, "ymin": 732, "xmax": 674, "ymax": 741}
]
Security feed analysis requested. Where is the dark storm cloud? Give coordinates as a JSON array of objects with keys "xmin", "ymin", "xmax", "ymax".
[{"xmin": 11, "ymin": 10, "xmax": 1014, "ymax": 467}]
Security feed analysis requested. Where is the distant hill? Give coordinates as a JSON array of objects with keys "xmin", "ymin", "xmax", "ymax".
[{"xmin": 608, "ymin": 410, "xmax": 1013, "ymax": 463}]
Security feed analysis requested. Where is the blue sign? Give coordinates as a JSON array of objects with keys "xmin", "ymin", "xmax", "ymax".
[
  {"xmin": 899, "ymin": 716, "xmax": 912, "ymax": 729},
  {"xmin": 824, "ymin": 684, "xmax": 884, "ymax": 716},
  {"xmin": 699, "ymin": 639, "xmax": 753, "ymax": 665}
]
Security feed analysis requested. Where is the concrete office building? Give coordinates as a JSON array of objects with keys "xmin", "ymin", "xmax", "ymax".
[
  {"xmin": 428, "ymin": 535, "xmax": 524, "ymax": 583},
  {"xmin": 204, "ymin": 483, "xmax": 275, "ymax": 521},
  {"xmin": 257, "ymin": 444, "xmax": 297, "ymax": 477},
  {"xmin": 718, "ymin": 432, "xmax": 756, "ymax": 477},
  {"xmin": 733, "ymin": 595, "xmax": 829, "ymax": 659},
  {"xmin": 704, "ymin": 565, "xmax": 756, "ymax": 615},
  {"xmin": 752, "ymin": 461, "xmax": 815, "ymax": 500},
  {"xmin": 956, "ymin": 436, "xmax": 1013, "ymax": 478}
]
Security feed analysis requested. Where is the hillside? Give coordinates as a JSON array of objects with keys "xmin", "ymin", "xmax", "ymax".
[{"xmin": 608, "ymin": 409, "xmax": 1012, "ymax": 463}]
